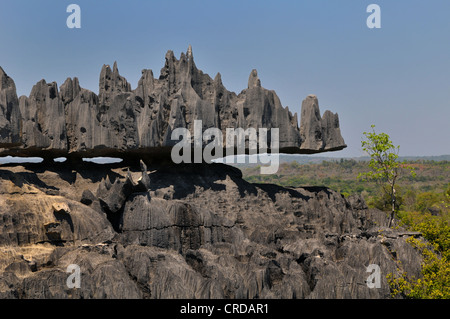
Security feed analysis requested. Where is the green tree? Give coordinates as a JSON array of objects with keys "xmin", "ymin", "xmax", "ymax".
[
  {"xmin": 369, "ymin": 184, "xmax": 405, "ymax": 212},
  {"xmin": 358, "ymin": 125, "xmax": 416, "ymax": 227}
]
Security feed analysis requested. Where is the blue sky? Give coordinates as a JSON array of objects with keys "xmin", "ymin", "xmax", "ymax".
[{"xmin": 0, "ymin": 0, "xmax": 449, "ymax": 157}]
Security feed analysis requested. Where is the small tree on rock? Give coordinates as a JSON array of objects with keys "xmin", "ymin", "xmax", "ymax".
[{"xmin": 358, "ymin": 125, "xmax": 416, "ymax": 227}]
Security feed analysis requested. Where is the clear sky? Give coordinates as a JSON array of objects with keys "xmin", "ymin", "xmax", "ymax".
[{"xmin": 0, "ymin": 0, "xmax": 449, "ymax": 157}]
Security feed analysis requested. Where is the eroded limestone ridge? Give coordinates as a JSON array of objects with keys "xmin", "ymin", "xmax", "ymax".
[
  {"xmin": 0, "ymin": 162, "xmax": 422, "ymax": 299},
  {"xmin": 0, "ymin": 47, "xmax": 346, "ymax": 160}
]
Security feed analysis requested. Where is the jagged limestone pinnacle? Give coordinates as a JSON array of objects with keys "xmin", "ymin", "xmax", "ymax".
[
  {"xmin": 248, "ymin": 69, "xmax": 261, "ymax": 88},
  {"xmin": 187, "ymin": 44, "xmax": 193, "ymax": 59},
  {"xmin": 0, "ymin": 49, "xmax": 346, "ymax": 157}
]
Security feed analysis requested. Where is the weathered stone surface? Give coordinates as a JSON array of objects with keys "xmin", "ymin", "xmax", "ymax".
[
  {"xmin": 0, "ymin": 167, "xmax": 115, "ymax": 246},
  {"xmin": 120, "ymin": 194, "xmax": 240, "ymax": 254},
  {"xmin": 0, "ymin": 47, "xmax": 346, "ymax": 159},
  {"xmin": 321, "ymin": 110, "xmax": 346, "ymax": 151},
  {"xmin": 0, "ymin": 161, "xmax": 423, "ymax": 299},
  {"xmin": 19, "ymin": 246, "xmax": 142, "ymax": 299},
  {"xmin": 138, "ymin": 160, "xmax": 151, "ymax": 190},
  {"xmin": 80, "ymin": 189, "xmax": 96, "ymax": 206},
  {"xmin": 97, "ymin": 174, "xmax": 134, "ymax": 214},
  {"xmin": 299, "ymin": 95, "xmax": 344, "ymax": 153},
  {"xmin": 347, "ymin": 193, "xmax": 369, "ymax": 210},
  {"xmin": 19, "ymin": 80, "xmax": 67, "ymax": 154},
  {"xmin": 0, "ymin": 67, "xmax": 21, "ymax": 147}
]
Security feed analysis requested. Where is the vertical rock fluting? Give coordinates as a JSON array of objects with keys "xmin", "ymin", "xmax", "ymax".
[
  {"xmin": 0, "ymin": 67, "xmax": 21, "ymax": 147},
  {"xmin": 19, "ymin": 80, "xmax": 67, "ymax": 157},
  {"xmin": 300, "ymin": 94, "xmax": 344, "ymax": 153},
  {"xmin": 0, "ymin": 47, "xmax": 346, "ymax": 158}
]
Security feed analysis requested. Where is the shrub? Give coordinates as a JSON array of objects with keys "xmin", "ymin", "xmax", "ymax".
[{"xmin": 388, "ymin": 205, "xmax": 450, "ymax": 298}]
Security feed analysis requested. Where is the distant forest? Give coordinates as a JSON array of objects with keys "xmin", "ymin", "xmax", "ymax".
[{"xmin": 242, "ymin": 159, "xmax": 449, "ymax": 213}]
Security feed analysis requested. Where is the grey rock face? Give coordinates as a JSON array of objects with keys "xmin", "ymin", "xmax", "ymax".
[
  {"xmin": 97, "ymin": 174, "xmax": 134, "ymax": 214},
  {"xmin": 0, "ymin": 47, "xmax": 346, "ymax": 158},
  {"xmin": 0, "ymin": 67, "xmax": 21, "ymax": 147},
  {"xmin": 300, "ymin": 95, "xmax": 345, "ymax": 153},
  {"xmin": 0, "ymin": 162, "xmax": 423, "ymax": 299},
  {"xmin": 20, "ymin": 246, "xmax": 142, "ymax": 299},
  {"xmin": 120, "ymin": 194, "xmax": 240, "ymax": 254},
  {"xmin": 321, "ymin": 110, "xmax": 345, "ymax": 151},
  {"xmin": 19, "ymin": 80, "xmax": 67, "ymax": 154}
]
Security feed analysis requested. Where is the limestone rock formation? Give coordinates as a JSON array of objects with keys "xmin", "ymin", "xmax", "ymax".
[
  {"xmin": 0, "ymin": 161, "xmax": 423, "ymax": 299},
  {"xmin": 0, "ymin": 47, "xmax": 346, "ymax": 159},
  {"xmin": 0, "ymin": 67, "xmax": 21, "ymax": 147},
  {"xmin": 300, "ymin": 95, "xmax": 345, "ymax": 153},
  {"xmin": 19, "ymin": 80, "xmax": 67, "ymax": 157}
]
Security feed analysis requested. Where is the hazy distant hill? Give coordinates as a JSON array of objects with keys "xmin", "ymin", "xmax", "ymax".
[
  {"xmin": 1, "ymin": 154, "xmax": 449, "ymax": 166},
  {"xmin": 241, "ymin": 156, "xmax": 450, "ymax": 198},
  {"xmin": 219, "ymin": 154, "xmax": 450, "ymax": 169}
]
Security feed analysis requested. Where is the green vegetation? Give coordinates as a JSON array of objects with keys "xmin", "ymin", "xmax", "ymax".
[
  {"xmin": 358, "ymin": 125, "xmax": 416, "ymax": 227},
  {"xmin": 242, "ymin": 159, "xmax": 449, "ymax": 202},
  {"xmin": 242, "ymin": 157, "xmax": 450, "ymax": 299},
  {"xmin": 388, "ymin": 186, "xmax": 450, "ymax": 298}
]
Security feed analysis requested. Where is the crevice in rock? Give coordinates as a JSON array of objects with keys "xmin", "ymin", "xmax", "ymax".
[{"xmin": 99, "ymin": 200, "xmax": 125, "ymax": 233}]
